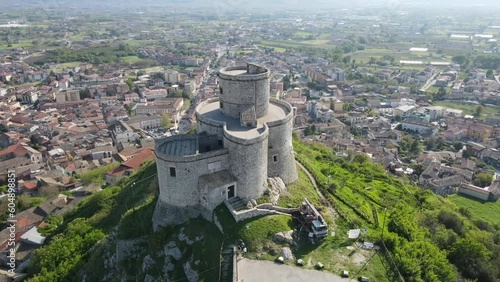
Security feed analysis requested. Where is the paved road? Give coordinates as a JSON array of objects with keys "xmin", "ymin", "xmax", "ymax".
[{"xmin": 238, "ymin": 259, "xmax": 345, "ymax": 282}]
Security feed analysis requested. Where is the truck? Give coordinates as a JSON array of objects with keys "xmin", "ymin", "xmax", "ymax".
[{"xmin": 298, "ymin": 198, "xmax": 328, "ymax": 243}]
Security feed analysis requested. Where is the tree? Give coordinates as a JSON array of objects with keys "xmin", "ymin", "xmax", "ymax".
[
  {"xmin": 453, "ymin": 142, "xmax": 463, "ymax": 152},
  {"xmin": 410, "ymin": 139, "xmax": 421, "ymax": 155},
  {"xmin": 388, "ymin": 204, "xmax": 419, "ymax": 241},
  {"xmin": 394, "ymin": 241, "xmax": 457, "ymax": 282},
  {"xmin": 342, "ymin": 103, "xmax": 352, "ymax": 112},
  {"xmin": 283, "ymin": 75, "xmax": 291, "ymax": 90},
  {"xmin": 474, "ymin": 105, "xmax": 484, "ymax": 117},
  {"xmin": 79, "ymin": 89, "xmax": 91, "ymax": 100},
  {"xmin": 486, "ymin": 69, "xmax": 494, "ymax": 78},
  {"xmin": 173, "ymin": 89, "xmax": 183, "ymax": 98},
  {"xmin": 161, "ymin": 113, "xmax": 171, "ymax": 128},
  {"xmin": 125, "ymin": 79, "xmax": 135, "ymax": 92},
  {"xmin": 448, "ymin": 238, "xmax": 491, "ymax": 280},
  {"xmin": 433, "ymin": 87, "xmax": 447, "ymax": 100},
  {"xmin": 182, "ymin": 91, "xmax": 193, "ymax": 100},
  {"xmin": 474, "ymin": 173, "xmax": 493, "ymax": 187},
  {"xmin": 452, "ymin": 55, "xmax": 467, "ymax": 66}
]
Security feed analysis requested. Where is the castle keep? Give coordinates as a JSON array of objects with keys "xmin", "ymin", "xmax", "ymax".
[{"xmin": 153, "ymin": 63, "xmax": 298, "ymax": 228}]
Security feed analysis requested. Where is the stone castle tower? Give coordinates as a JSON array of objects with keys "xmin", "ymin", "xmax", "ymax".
[{"xmin": 153, "ymin": 63, "xmax": 298, "ymax": 229}]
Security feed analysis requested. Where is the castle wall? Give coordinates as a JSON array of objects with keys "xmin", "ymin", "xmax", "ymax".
[
  {"xmin": 218, "ymin": 66, "xmax": 270, "ymax": 119},
  {"xmin": 223, "ymin": 125, "xmax": 269, "ymax": 201},
  {"xmin": 267, "ymin": 99, "xmax": 298, "ymax": 184},
  {"xmin": 154, "ymin": 149, "xmax": 229, "ymax": 226}
]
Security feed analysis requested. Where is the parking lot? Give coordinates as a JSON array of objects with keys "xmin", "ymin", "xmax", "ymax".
[{"xmin": 238, "ymin": 259, "xmax": 345, "ymax": 282}]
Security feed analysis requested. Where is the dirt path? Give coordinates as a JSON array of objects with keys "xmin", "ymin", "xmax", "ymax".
[{"xmin": 295, "ymin": 160, "xmax": 338, "ymax": 218}]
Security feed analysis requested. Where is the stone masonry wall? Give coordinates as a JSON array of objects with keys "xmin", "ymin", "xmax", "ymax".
[
  {"xmin": 267, "ymin": 118, "xmax": 298, "ymax": 184},
  {"xmin": 154, "ymin": 151, "xmax": 229, "ymax": 227},
  {"xmin": 218, "ymin": 67, "xmax": 270, "ymax": 119},
  {"xmin": 224, "ymin": 126, "xmax": 268, "ymax": 201}
]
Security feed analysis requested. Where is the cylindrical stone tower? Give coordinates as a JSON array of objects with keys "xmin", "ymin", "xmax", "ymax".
[{"xmin": 218, "ymin": 64, "xmax": 271, "ymax": 120}]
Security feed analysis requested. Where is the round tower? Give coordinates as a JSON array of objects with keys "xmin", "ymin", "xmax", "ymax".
[{"xmin": 218, "ymin": 64, "xmax": 271, "ymax": 120}]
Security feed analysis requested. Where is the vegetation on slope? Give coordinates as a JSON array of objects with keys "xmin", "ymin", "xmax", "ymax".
[
  {"xmin": 293, "ymin": 137, "xmax": 500, "ymax": 282},
  {"xmin": 26, "ymin": 161, "xmax": 223, "ymax": 281}
]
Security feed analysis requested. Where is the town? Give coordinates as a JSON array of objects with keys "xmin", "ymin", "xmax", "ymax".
[{"xmin": 0, "ymin": 1, "xmax": 499, "ymax": 281}]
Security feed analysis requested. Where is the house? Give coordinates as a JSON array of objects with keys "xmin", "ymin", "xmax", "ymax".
[
  {"xmin": 443, "ymin": 127, "xmax": 466, "ymax": 141},
  {"xmin": 55, "ymin": 89, "xmax": 80, "ymax": 103},
  {"xmin": 459, "ymin": 180, "xmax": 500, "ymax": 201},
  {"xmin": 427, "ymin": 175, "xmax": 465, "ymax": 195},
  {"xmin": 126, "ymin": 115, "xmax": 163, "ymax": 130},
  {"xmin": 0, "ymin": 143, "xmax": 42, "ymax": 164},
  {"xmin": 109, "ymin": 120, "xmax": 139, "ymax": 144},
  {"xmin": 141, "ymin": 88, "xmax": 169, "ymax": 100},
  {"xmin": 401, "ymin": 120, "xmax": 438, "ymax": 136},
  {"xmin": 134, "ymin": 98, "xmax": 183, "ymax": 124},
  {"xmin": 90, "ymin": 145, "xmax": 116, "ymax": 161},
  {"xmin": 105, "ymin": 148, "xmax": 155, "ymax": 184}
]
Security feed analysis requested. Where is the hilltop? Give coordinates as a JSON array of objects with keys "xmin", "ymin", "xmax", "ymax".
[{"xmin": 22, "ymin": 138, "xmax": 500, "ymax": 282}]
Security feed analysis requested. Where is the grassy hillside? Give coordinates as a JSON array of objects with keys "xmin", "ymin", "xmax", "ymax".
[
  {"xmin": 27, "ymin": 162, "xmax": 223, "ymax": 282},
  {"xmin": 24, "ymin": 138, "xmax": 500, "ymax": 282},
  {"xmin": 449, "ymin": 194, "xmax": 500, "ymax": 226},
  {"xmin": 292, "ymin": 138, "xmax": 500, "ymax": 282}
]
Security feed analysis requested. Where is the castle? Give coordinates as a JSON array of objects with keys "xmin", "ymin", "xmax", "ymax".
[{"xmin": 153, "ymin": 63, "xmax": 298, "ymax": 228}]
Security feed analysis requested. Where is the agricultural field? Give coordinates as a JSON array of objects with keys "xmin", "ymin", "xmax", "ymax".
[
  {"xmin": 448, "ymin": 195, "xmax": 500, "ymax": 226},
  {"xmin": 433, "ymin": 101, "xmax": 500, "ymax": 119}
]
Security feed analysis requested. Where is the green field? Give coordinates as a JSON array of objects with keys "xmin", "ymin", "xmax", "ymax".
[
  {"xmin": 433, "ymin": 101, "xmax": 500, "ymax": 119},
  {"xmin": 121, "ymin": 55, "xmax": 142, "ymax": 63},
  {"xmin": 259, "ymin": 39, "xmax": 333, "ymax": 49},
  {"xmin": 54, "ymin": 61, "xmax": 82, "ymax": 72},
  {"xmin": 448, "ymin": 195, "xmax": 500, "ymax": 226}
]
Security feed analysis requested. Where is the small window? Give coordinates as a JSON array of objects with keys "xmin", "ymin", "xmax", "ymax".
[
  {"xmin": 273, "ymin": 155, "xmax": 278, "ymax": 162},
  {"xmin": 219, "ymin": 87, "xmax": 223, "ymax": 94},
  {"xmin": 169, "ymin": 167, "xmax": 176, "ymax": 177},
  {"xmin": 220, "ymin": 101, "xmax": 224, "ymax": 109}
]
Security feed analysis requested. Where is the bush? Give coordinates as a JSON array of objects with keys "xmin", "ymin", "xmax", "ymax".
[{"xmin": 437, "ymin": 211, "xmax": 463, "ymax": 236}]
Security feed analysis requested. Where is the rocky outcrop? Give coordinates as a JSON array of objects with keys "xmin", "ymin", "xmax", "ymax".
[
  {"xmin": 273, "ymin": 230, "xmax": 294, "ymax": 244},
  {"xmin": 267, "ymin": 177, "xmax": 287, "ymax": 205},
  {"xmin": 280, "ymin": 247, "xmax": 294, "ymax": 261}
]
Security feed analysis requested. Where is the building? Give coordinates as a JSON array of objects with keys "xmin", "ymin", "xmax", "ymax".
[
  {"xmin": 55, "ymin": 89, "xmax": 80, "ymax": 103},
  {"xmin": 106, "ymin": 148, "xmax": 155, "ymax": 184},
  {"xmin": 141, "ymin": 88, "xmax": 168, "ymax": 100},
  {"xmin": 110, "ymin": 120, "xmax": 139, "ymax": 144},
  {"xmin": 126, "ymin": 115, "xmax": 163, "ymax": 130},
  {"xmin": 401, "ymin": 120, "xmax": 438, "ymax": 136},
  {"xmin": 16, "ymin": 91, "xmax": 39, "ymax": 104},
  {"xmin": 153, "ymin": 64, "xmax": 298, "ymax": 228}
]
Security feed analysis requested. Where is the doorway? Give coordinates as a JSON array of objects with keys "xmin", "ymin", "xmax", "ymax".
[{"xmin": 227, "ymin": 185, "xmax": 235, "ymax": 199}]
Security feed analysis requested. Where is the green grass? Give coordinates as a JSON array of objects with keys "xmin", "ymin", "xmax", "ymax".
[
  {"xmin": 259, "ymin": 39, "xmax": 333, "ymax": 49},
  {"xmin": 121, "ymin": 55, "xmax": 142, "ymax": 63},
  {"xmin": 433, "ymin": 101, "xmax": 500, "ymax": 119},
  {"xmin": 448, "ymin": 195, "xmax": 500, "ymax": 226},
  {"xmin": 258, "ymin": 45, "xmax": 286, "ymax": 52},
  {"xmin": 182, "ymin": 98, "xmax": 191, "ymax": 111},
  {"xmin": 278, "ymin": 165, "xmax": 321, "ymax": 207},
  {"xmin": 54, "ymin": 61, "xmax": 82, "ymax": 72}
]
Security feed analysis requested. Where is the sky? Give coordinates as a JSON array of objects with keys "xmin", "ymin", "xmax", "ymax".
[{"xmin": 1, "ymin": 0, "xmax": 500, "ymax": 12}]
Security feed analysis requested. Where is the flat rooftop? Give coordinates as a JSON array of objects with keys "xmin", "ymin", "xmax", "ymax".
[
  {"xmin": 156, "ymin": 133, "xmax": 222, "ymax": 157},
  {"xmin": 221, "ymin": 69, "xmax": 251, "ymax": 76},
  {"xmin": 197, "ymin": 100, "xmax": 288, "ymax": 139}
]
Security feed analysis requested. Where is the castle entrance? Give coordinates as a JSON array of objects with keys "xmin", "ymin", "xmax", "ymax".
[{"xmin": 227, "ymin": 185, "xmax": 235, "ymax": 199}]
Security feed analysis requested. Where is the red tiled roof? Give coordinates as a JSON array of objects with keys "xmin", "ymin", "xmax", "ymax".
[
  {"xmin": 0, "ymin": 143, "xmax": 27, "ymax": 157},
  {"xmin": 108, "ymin": 148, "xmax": 154, "ymax": 176},
  {"xmin": 23, "ymin": 181, "xmax": 37, "ymax": 190}
]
